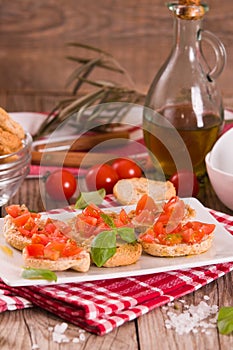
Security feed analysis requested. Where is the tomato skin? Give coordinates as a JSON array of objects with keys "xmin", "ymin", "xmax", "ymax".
[
  {"xmin": 169, "ymin": 170, "xmax": 199, "ymax": 197},
  {"xmin": 111, "ymin": 158, "xmax": 142, "ymax": 179},
  {"xmin": 45, "ymin": 169, "xmax": 77, "ymax": 201},
  {"xmin": 85, "ymin": 164, "xmax": 119, "ymax": 194}
]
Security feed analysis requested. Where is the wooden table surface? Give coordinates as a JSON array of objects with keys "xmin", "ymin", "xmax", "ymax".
[{"xmin": 0, "ymin": 94, "xmax": 233, "ymax": 349}]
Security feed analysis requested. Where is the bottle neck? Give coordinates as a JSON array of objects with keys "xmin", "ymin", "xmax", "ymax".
[{"xmin": 173, "ymin": 17, "xmax": 202, "ymax": 50}]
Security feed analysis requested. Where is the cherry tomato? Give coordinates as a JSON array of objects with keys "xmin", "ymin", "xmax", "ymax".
[
  {"xmin": 169, "ymin": 170, "xmax": 199, "ymax": 197},
  {"xmin": 111, "ymin": 158, "xmax": 142, "ymax": 179},
  {"xmin": 45, "ymin": 169, "xmax": 77, "ymax": 201},
  {"xmin": 85, "ymin": 164, "xmax": 119, "ymax": 194}
]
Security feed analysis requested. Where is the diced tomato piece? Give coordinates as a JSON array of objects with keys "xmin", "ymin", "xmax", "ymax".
[
  {"xmin": 31, "ymin": 233, "xmax": 50, "ymax": 246},
  {"xmin": 5, "ymin": 205, "xmax": 24, "ymax": 218},
  {"xmin": 18, "ymin": 227, "xmax": 33, "ymax": 237},
  {"xmin": 61, "ymin": 241, "xmax": 82, "ymax": 257},
  {"xmin": 13, "ymin": 212, "xmax": 31, "ymax": 227},
  {"xmin": 44, "ymin": 249, "xmax": 60, "ymax": 261},
  {"xmin": 153, "ymin": 221, "xmax": 165, "ymax": 236},
  {"xmin": 181, "ymin": 221, "xmax": 215, "ymax": 243},
  {"xmin": 136, "ymin": 194, "xmax": 159, "ymax": 215},
  {"xmin": 82, "ymin": 215, "xmax": 98, "ymax": 226},
  {"xmin": 44, "ymin": 222, "xmax": 57, "ymax": 234},
  {"xmin": 49, "ymin": 229, "xmax": 68, "ymax": 243},
  {"xmin": 24, "ymin": 244, "xmax": 44, "ymax": 258},
  {"xmin": 44, "ymin": 241, "xmax": 65, "ymax": 261},
  {"xmin": 119, "ymin": 209, "xmax": 131, "ymax": 224},
  {"xmin": 23, "ymin": 217, "xmax": 37, "ymax": 231},
  {"xmin": 83, "ymin": 203, "xmax": 103, "ymax": 219},
  {"xmin": 139, "ymin": 229, "xmax": 155, "ymax": 243},
  {"xmin": 30, "ymin": 212, "xmax": 41, "ymax": 219},
  {"xmin": 113, "ymin": 218, "xmax": 124, "ymax": 227},
  {"xmin": 200, "ymin": 223, "xmax": 215, "ymax": 235},
  {"xmin": 182, "ymin": 227, "xmax": 205, "ymax": 243}
]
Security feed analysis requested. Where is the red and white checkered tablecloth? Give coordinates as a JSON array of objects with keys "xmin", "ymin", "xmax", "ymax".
[{"xmin": 0, "ymin": 195, "xmax": 233, "ymax": 335}]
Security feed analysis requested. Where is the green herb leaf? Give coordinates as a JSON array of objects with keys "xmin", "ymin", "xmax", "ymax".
[
  {"xmin": 74, "ymin": 188, "xmax": 106, "ymax": 209},
  {"xmin": 91, "ymin": 230, "xmax": 116, "ymax": 267},
  {"xmin": 100, "ymin": 212, "xmax": 116, "ymax": 228},
  {"xmin": 217, "ymin": 307, "xmax": 233, "ymax": 334},
  {"xmin": 22, "ymin": 267, "xmax": 57, "ymax": 282},
  {"xmin": 117, "ymin": 227, "xmax": 136, "ymax": 243}
]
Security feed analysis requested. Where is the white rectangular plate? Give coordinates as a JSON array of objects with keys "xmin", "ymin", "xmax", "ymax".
[{"xmin": 1, "ymin": 198, "xmax": 233, "ymax": 287}]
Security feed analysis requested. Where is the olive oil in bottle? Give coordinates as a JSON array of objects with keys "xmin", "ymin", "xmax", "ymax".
[{"xmin": 143, "ymin": 1, "xmax": 226, "ymax": 179}]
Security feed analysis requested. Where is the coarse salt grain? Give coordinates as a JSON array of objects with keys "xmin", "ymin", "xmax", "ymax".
[
  {"xmin": 50, "ymin": 322, "xmax": 86, "ymax": 344},
  {"xmin": 52, "ymin": 332, "xmax": 70, "ymax": 343},
  {"xmin": 72, "ymin": 338, "xmax": 80, "ymax": 343},
  {"xmin": 79, "ymin": 333, "xmax": 86, "ymax": 342},
  {"xmin": 164, "ymin": 299, "xmax": 218, "ymax": 335},
  {"xmin": 54, "ymin": 322, "xmax": 68, "ymax": 334}
]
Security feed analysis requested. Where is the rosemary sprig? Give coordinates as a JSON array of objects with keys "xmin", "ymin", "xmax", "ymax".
[{"xmin": 33, "ymin": 43, "xmax": 145, "ymax": 140}]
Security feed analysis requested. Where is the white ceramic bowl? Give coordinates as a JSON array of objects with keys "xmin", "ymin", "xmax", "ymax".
[{"xmin": 205, "ymin": 127, "xmax": 233, "ymax": 211}]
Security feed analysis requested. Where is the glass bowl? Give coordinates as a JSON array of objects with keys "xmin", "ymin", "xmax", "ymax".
[{"xmin": 0, "ymin": 132, "xmax": 32, "ymax": 209}]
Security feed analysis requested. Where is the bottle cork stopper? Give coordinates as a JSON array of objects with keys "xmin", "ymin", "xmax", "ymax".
[
  {"xmin": 174, "ymin": 0, "xmax": 206, "ymax": 19},
  {"xmin": 179, "ymin": 0, "xmax": 201, "ymax": 5}
]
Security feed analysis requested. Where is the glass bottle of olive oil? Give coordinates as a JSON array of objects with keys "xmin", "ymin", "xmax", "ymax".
[{"xmin": 143, "ymin": 1, "xmax": 226, "ymax": 179}]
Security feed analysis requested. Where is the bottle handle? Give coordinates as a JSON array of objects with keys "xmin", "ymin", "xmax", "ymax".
[{"xmin": 198, "ymin": 29, "xmax": 227, "ymax": 81}]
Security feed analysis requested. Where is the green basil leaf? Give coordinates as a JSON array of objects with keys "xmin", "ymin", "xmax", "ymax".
[
  {"xmin": 100, "ymin": 212, "xmax": 115, "ymax": 228},
  {"xmin": 22, "ymin": 267, "xmax": 57, "ymax": 282},
  {"xmin": 117, "ymin": 227, "xmax": 136, "ymax": 243},
  {"xmin": 217, "ymin": 307, "xmax": 233, "ymax": 334},
  {"xmin": 74, "ymin": 188, "xmax": 106, "ymax": 209},
  {"xmin": 91, "ymin": 230, "xmax": 116, "ymax": 267}
]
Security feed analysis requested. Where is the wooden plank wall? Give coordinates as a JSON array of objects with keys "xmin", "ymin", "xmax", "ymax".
[{"xmin": 0, "ymin": 0, "xmax": 232, "ymax": 112}]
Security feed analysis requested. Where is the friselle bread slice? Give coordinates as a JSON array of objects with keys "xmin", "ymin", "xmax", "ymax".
[
  {"xmin": 113, "ymin": 177, "xmax": 176, "ymax": 205},
  {"xmin": 138, "ymin": 233, "xmax": 214, "ymax": 257},
  {"xmin": 3, "ymin": 213, "xmax": 33, "ymax": 250},
  {"xmin": 102, "ymin": 242, "xmax": 142, "ymax": 267},
  {"xmin": 3, "ymin": 208, "xmax": 91, "ymax": 273},
  {"xmin": 22, "ymin": 250, "xmax": 90, "ymax": 272}
]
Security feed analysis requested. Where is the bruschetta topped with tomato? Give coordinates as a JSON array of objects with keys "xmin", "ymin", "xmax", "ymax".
[
  {"xmin": 3, "ymin": 204, "xmax": 90, "ymax": 272},
  {"xmin": 138, "ymin": 196, "xmax": 215, "ymax": 257},
  {"xmin": 69, "ymin": 203, "xmax": 142, "ymax": 268}
]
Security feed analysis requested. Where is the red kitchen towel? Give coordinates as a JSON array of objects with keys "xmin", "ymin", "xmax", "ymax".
[{"xmin": 0, "ymin": 205, "xmax": 233, "ymax": 335}]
